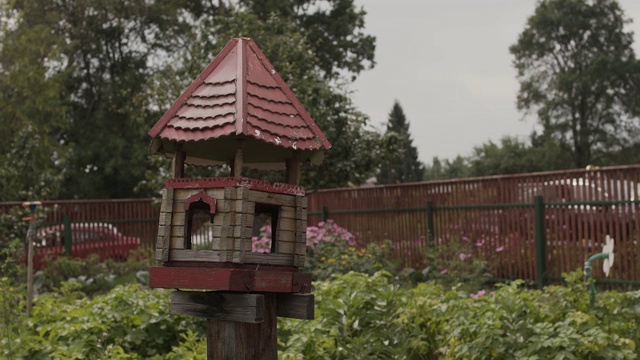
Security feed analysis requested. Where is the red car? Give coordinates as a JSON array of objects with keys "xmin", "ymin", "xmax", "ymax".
[{"xmin": 28, "ymin": 223, "xmax": 141, "ymax": 271}]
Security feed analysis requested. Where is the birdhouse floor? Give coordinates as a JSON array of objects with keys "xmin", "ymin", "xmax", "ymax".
[{"xmin": 149, "ymin": 266, "xmax": 311, "ymax": 293}]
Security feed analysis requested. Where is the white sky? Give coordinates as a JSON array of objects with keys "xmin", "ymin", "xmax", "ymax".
[{"xmin": 352, "ymin": 0, "xmax": 640, "ymax": 163}]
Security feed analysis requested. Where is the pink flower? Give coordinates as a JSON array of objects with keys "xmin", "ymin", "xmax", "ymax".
[
  {"xmin": 459, "ymin": 253, "xmax": 471, "ymax": 261},
  {"xmin": 475, "ymin": 241, "xmax": 484, "ymax": 247},
  {"xmin": 440, "ymin": 268, "xmax": 449, "ymax": 275},
  {"xmin": 470, "ymin": 289, "xmax": 486, "ymax": 300},
  {"xmin": 496, "ymin": 246, "xmax": 504, "ymax": 252}
]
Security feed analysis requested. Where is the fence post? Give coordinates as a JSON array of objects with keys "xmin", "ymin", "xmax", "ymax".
[
  {"xmin": 534, "ymin": 196, "xmax": 546, "ymax": 289},
  {"xmin": 63, "ymin": 215, "xmax": 72, "ymax": 257},
  {"xmin": 425, "ymin": 201, "xmax": 435, "ymax": 251},
  {"xmin": 321, "ymin": 206, "xmax": 329, "ymax": 222}
]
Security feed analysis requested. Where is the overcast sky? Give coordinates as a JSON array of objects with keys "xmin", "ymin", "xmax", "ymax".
[{"xmin": 351, "ymin": 0, "xmax": 640, "ymax": 163}]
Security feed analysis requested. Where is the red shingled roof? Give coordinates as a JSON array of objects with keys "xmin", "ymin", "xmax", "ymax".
[{"xmin": 148, "ymin": 38, "xmax": 331, "ymax": 169}]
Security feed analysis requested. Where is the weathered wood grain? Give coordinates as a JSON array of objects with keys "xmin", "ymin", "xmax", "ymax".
[
  {"xmin": 207, "ymin": 294, "xmax": 277, "ymax": 360},
  {"xmin": 157, "ymin": 189, "xmax": 174, "ymax": 261},
  {"xmin": 168, "ymin": 249, "xmax": 224, "ymax": 262},
  {"xmin": 241, "ymin": 188, "xmax": 296, "ymax": 207},
  {"xmin": 274, "ymin": 240, "xmax": 295, "ymax": 254},
  {"xmin": 170, "ymin": 291, "xmax": 263, "ymax": 323},
  {"xmin": 242, "ymin": 252, "xmax": 294, "ymax": 266},
  {"xmin": 276, "ymin": 293, "xmax": 314, "ymax": 320}
]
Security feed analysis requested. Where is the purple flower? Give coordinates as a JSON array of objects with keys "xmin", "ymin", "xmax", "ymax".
[
  {"xmin": 440, "ymin": 268, "xmax": 449, "ymax": 275},
  {"xmin": 475, "ymin": 241, "xmax": 484, "ymax": 247},
  {"xmin": 496, "ymin": 246, "xmax": 504, "ymax": 252},
  {"xmin": 459, "ymin": 253, "xmax": 471, "ymax": 261},
  {"xmin": 470, "ymin": 289, "xmax": 486, "ymax": 300}
]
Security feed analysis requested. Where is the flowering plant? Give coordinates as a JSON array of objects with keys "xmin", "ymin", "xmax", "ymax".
[
  {"xmin": 305, "ymin": 220, "xmax": 356, "ymax": 250},
  {"xmin": 303, "ymin": 220, "xmax": 396, "ymax": 280},
  {"xmin": 251, "ymin": 225, "xmax": 273, "ymax": 253}
]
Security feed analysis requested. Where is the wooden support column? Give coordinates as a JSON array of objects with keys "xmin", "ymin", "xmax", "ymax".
[
  {"xmin": 207, "ymin": 293, "xmax": 277, "ymax": 360},
  {"xmin": 285, "ymin": 151, "xmax": 301, "ymax": 185},
  {"xmin": 173, "ymin": 143, "xmax": 186, "ymax": 178},
  {"xmin": 232, "ymin": 140, "xmax": 244, "ymax": 177}
]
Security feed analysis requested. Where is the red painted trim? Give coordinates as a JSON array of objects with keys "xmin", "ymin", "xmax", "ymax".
[
  {"xmin": 148, "ymin": 39, "xmax": 239, "ymax": 138},
  {"xmin": 164, "ymin": 262, "xmax": 298, "ymax": 272},
  {"xmin": 184, "ymin": 190, "xmax": 217, "ymax": 214},
  {"xmin": 149, "ymin": 266, "xmax": 311, "ymax": 293},
  {"xmin": 165, "ymin": 177, "xmax": 305, "ymax": 196},
  {"xmin": 246, "ymin": 40, "xmax": 332, "ymax": 150},
  {"xmin": 150, "ymin": 267, "xmax": 249, "ymax": 291}
]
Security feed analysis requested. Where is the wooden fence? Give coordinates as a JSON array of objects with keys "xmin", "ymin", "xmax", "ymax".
[
  {"xmin": 2, "ymin": 164, "xmax": 640, "ymax": 286},
  {"xmin": 0, "ymin": 199, "xmax": 159, "ymax": 268},
  {"xmin": 307, "ymin": 165, "xmax": 640, "ymax": 287}
]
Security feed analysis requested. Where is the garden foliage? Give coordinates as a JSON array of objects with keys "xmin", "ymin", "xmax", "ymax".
[{"xmin": 2, "ymin": 220, "xmax": 639, "ymax": 358}]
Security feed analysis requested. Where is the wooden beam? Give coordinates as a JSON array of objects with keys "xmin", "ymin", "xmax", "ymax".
[
  {"xmin": 150, "ymin": 266, "xmax": 252, "ymax": 291},
  {"xmin": 173, "ymin": 144, "xmax": 185, "ymax": 178},
  {"xmin": 276, "ymin": 293, "xmax": 314, "ymax": 320},
  {"xmin": 207, "ymin": 294, "xmax": 277, "ymax": 360},
  {"xmin": 285, "ymin": 151, "xmax": 301, "ymax": 185},
  {"xmin": 170, "ymin": 291, "xmax": 264, "ymax": 323},
  {"xmin": 157, "ymin": 189, "xmax": 174, "ymax": 261},
  {"xmin": 232, "ymin": 140, "xmax": 244, "ymax": 177},
  {"xmin": 149, "ymin": 266, "xmax": 313, "ymax": 293}
]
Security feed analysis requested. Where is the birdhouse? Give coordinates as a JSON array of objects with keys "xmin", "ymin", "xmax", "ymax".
[{"xmin": 148, "ymin": 38, "xmax": 330, "ymax": 297}]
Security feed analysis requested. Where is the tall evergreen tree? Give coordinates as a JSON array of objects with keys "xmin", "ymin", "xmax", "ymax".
[{"xmin": 378, "ymin": 101, "xmax": 424, "ymax": 184}]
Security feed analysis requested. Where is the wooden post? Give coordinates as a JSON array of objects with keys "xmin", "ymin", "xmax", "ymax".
[
  {"xmin": 285, "ymin": 151, "xmax": 301, "ymax": 185},
  {"xmin": 22, "ymin": 201, "xmax": 41, "ymax": 317},
  {"xmin": 207, "ymin": 294, "xmax": 277, "ymax": 360},
  {"xmin": 26, "ymin": 220, "xmax": 35, "ymax": 316},
  {"xmin": 232, "ymin": 141, "xmax": 244, "ymax": 177},
  {"xmin": 173, "ymin": 143, "xmax": 185, "ymax": 178}
]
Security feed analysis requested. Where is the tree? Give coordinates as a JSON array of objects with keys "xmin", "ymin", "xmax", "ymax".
[
  {"xmin": 377, "ymin": 101, "xmax": 424, "ymax": 184},
  {"xmin": 0, "ymin": 0, "xmax": 67, "ymax": 201},
  {"xmin": 239, "ymin": 0, "xmax": 376, "ymax": 80},
  {"xmin": 510, "ymin": 0, "xmax": 640, "ymax": 168},
  {"xmin": 468, "ymin": 135, "xmax": 573, "ymax": 176},
  {"xmin": 0, "ymin": 0, "xmax": 381, "ymax": 200}
]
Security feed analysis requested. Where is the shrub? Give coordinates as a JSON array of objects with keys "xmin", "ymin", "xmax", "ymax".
[
  {"xmin": 1, "ymin": 283, "xmax": 205, "ymax": 359},
  {"xmin": 419, "ymin": 232, "xmax": 496, "ymax": 292},
  {"xmin": 280, "ymin": 271, "xmax": 414, "ymax": 359},
  {"xmin": 303, "ymin": 220, "xmax": 397, "ymax": 280},
  {"xmin": 36, "ymin": 248, "xmax": 153, "ymax": 296},
  {"xmin": 280, "ymin": 270, "xmax": 638, "ymax": 359}
]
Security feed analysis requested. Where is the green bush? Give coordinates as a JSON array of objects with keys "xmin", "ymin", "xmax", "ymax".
[
  {"xmin": 36, "ymin": 247, "xmax": 154, "ymax": 296},
  {"xmin": 280, "ymin": 270, "xmax": 638, "ymax": 359},
  {"xmin": 1, "ymin": 283, "xmax": 205, "ymax": 359},
  {"xmin": 280, "ymin": 271, "xmax": 414, "ymax": 359}
]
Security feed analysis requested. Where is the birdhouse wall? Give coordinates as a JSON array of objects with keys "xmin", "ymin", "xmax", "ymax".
[{"xmin": 155, "ymin": 185, "xmax": 307, "ymax": 267}]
